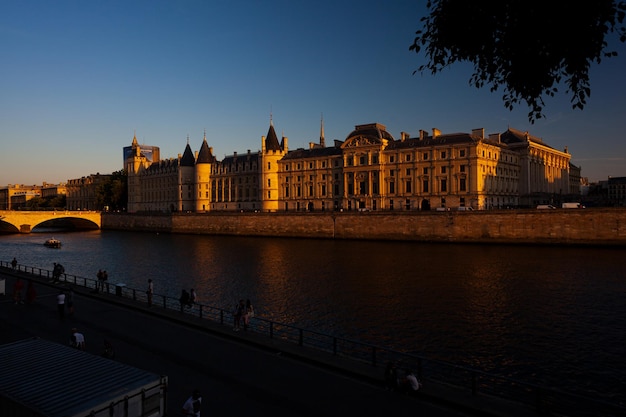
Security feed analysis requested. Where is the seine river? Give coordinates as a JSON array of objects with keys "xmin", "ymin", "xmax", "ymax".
[{"xmin": 1, "ymin": 230, "xmax": 625, "ymax": 404}]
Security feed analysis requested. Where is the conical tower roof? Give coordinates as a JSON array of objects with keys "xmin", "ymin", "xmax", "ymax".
[
  {"xmin": 196, "ymin": 135, "xmax": 215, "ymax": 164},
  {"xmin": 180, "ymin": 143, "xmax": 195, "ymax": 166},
  {"xmin": 265, "ymin": 122, "xmax": 281, "ymax": 151}
]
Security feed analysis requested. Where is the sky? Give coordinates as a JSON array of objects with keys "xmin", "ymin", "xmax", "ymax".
[{"xmin": 1, "ymin": 0, "xmax": 625, "ymax": 186}]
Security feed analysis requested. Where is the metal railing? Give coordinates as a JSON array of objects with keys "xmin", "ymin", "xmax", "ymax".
[{"xmin": 2, "ymin": 260, "xmax": 624, "ymax": 417}]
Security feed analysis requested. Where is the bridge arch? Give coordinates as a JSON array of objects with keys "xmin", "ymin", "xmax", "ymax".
[{"xmin": 0, "ymin": 211, "xmax": 101, "ymax": 233}]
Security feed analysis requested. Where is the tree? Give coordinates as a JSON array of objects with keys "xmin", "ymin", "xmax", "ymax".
[
  {"xmin": 410, "ymin": 1, "xmax": 626, "ymax": 122},
  {"xmin": 94, "ymin": 170, "xmax": 128, "ymax": 211}
]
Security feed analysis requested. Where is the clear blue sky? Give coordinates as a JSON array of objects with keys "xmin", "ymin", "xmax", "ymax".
[{"xmin": 1, "ymin": 0, "xmax": 625, "ymax": 185}]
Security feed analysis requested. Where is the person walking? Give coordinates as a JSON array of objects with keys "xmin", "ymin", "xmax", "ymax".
[
  {"xmin": 11, "ymin": 257, "xmax": 17, "ymax": 269},
  {"xmin": 179, "ymin": 289, "xmax": 190, "ymax": 312},
  {"xmin": 147, "ymin": 279, "xmax": 154, "ymax": 307},
  {"xmin": 243, "ymin": 299, "xmax": 254, "ymax": 330},
  {"xmin": 189, "ymin": 288, "xmax": 197, "ymax": 308},
  {"xmin": 102, "ymin": 270, "xmax": 109, "ymax": 293},
  {"xmin": 57, "ymin": 290, "xmax": 66, "ymax": 319},
  {"xmin": 67, "ymin": 287, "xmax": 75, "ymax": 316},
  {"xmin": 70, "ymin": 328, "xmax": 85, "ymax": 350},
  {"xmin": 96, "ymin": 269, "xmax": 103, "ymax": 292},
  {"xmin": 182, "ymin": 389, "xmax": 202, "ymax": 417},
  {"xmin": 233, "ymin": 299, "xmax": 245, "ymax": 331}
]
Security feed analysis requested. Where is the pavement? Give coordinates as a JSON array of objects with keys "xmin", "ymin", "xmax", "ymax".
[{"xmin": 0, "ymin": 267, "xmax": 541, "ymax": 417}]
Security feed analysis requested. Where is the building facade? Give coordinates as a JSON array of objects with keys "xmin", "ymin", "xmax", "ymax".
[{"xmin": 124, "ymin": 121, "xmax": 578, "ymax": 213}]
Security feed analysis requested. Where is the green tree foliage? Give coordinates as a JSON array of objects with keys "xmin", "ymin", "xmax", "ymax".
[
  {"xmin": 24, "ymin": 195, "xmax": 66, "ymax": 210},
  {"xmin": 410, "ymin": 1, "xmax": 626, "ymax": 122},
  {"xmin": 95, "ymin": 170, "xmax": 128, "ymax": 211}
]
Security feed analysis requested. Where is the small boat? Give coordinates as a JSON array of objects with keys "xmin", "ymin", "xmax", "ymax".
[{"xmin": 44, "ymin": 238, "xmax": 62, "ymax": 248}]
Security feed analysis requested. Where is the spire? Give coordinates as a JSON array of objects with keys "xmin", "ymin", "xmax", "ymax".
[
  {"xmin": 320, "ymin": 113, "xmax": 325, "ymax": 147},
  {"xmin": 265, "ymin": 120, "xmax": 281, "ymax": 151},
  {"xmin": 132, "ymin": 130, "xmax": 138, "ymax": 146}
]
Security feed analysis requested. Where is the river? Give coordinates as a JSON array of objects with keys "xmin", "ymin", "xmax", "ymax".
[{"xmin": 1, "ymin": 229, "xmax": 625, "ymax": 404}]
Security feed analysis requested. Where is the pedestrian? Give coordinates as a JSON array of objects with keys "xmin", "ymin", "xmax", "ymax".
[
  {"xmin": 233, "ymin": 299, "xmax": 245, "ymax": 331},
  {"xmin": 102, "ymin": 270, "xmax": 109, "ymax": 292},
  {"xmin": 179, "ymin": 289, "xmax": 190, "ymax": 311},
  {"xmin": 57, "ymin": 290, "xmax": 66, "ymax": 319},
  {"xmin": 52, "ymin": 263, "xmax": 59, "ymax": 282},
  {"xmin": 67, "ymin": 287, "xmax": 75, "ymax": 315},
  {"xmin": 13, "ymin": 277, "xmax": 24, "ymax": 304},
  {"xmin": 11, "ymin": 257, "xmax": 17, "ymax": 269},
  {"xmin": 243, "ymin": 299, "xmax": 254, "ymax": 330},
  {"xmin": 182, "ymin": 389, "xmax": 202, "ymax": 417},
  {"xmin": 56, "ymin": 263, "xmax": 65, "ymax": 282},
  {"xmin": 70, "ymin": 328, "xmax": 85, "ymax": 350},
  {"xmin": 189, "ymin": 288, "xmax": 197, "ymax": 308},
  {"xmin": 404, "ymin": 370, "xmax": 422, "ymax": 394},
  {"xmin": 96, "ymin": 269, "xmax": 103, "ymax": 292},
  {"xmin": 25, "ymin": 279, "xmax": 37, "ymax": 304},
  {"xmin": 147, "ymin": 279, "xmax": 154, "ymax": 307}
]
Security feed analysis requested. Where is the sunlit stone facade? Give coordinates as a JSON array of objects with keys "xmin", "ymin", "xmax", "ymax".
[{"xmin": 124, "ymin": 121, "xmax": 578, "ymax": 213}]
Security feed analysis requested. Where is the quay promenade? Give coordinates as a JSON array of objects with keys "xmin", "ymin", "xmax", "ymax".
[{"xmin": 0, "ymin": 266, "xmax": 543, "ymax": 417}]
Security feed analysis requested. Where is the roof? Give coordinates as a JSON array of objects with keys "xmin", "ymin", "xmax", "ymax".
[
  {"xmin": 389, "ymin": 132, "xmax": 480, "ymax": 150},
  {"xmin": 342, "ymin": 123, "xmax": 395, "ymax": 148},
  {"xmin": 196, "ymin": 138, "xmax": 216, "ymax": 164},
  {"xmin": 282, "ymin": 146, "xmax": 342, "ymax": 160},
  {"xmin": 0, "ymin": 338, "xmax": 164, "ymax": 417},
  {"xmin": 265, "ymin": 123, "xmax": 282, "ymax": 151},
  {"xmin": 180, "ymin": 143, "xmax": 196, "ymax": 166}
]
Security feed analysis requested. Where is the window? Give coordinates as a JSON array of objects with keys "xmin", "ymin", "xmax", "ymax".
[
  {"xmin": 267, "ymin": 179, "xmax": 271, "ymax": 187},
  {"xmin": 390, "ymin": 170, "xmax": 395, "ymax": 177},
  {"xmin": 441, "ymin": 166, "xmax": 447, "ymax": 174},
  {"xmin": 460, "ymin": 165, "xmax": 466, "ymax": 173},
  {"xmin": 460, "ymin": 178, "xmax": 466, "ymax": 192},
  {"xmin": 405, "ymin": 154, "xmax": 411, "ymax": 161},
  {"xmin": 309, "ymin": 185, "xmax": 313, "ymax": 196},
  {"xmin": 460, "ymin": 149, "xmax": 466, "ymax": 157},
  {"xmin": 372, "ymin": 155, "xmax": 378, "ymax": 163},
  {"xmin": 406, "ymin": 180, "xmax": 412, "ymax": 193},
  {"xmin": 389, "ymin": 181, "xmax": 395, "ymax": 194},
  {"xmin": 441, "ymin": 179, "xmax": 447, "ymax": 192},
  {"xmin": 389, "ymin": 155, "xmax": 395, "ymax": 163},
  {"xmin": 321, "ymin": 184, "xmax": 326, "ymax": 196},
  {"xmin": 267, "ymin": 162, "xmax": 271, "ymax": 170},
  {"xmin": 423, "ymin": 152, "xmax": 428, "ymax": 160},
  {"xmin": 406, "ymin": 168, "xmax": 411, "ymax": 176},
  {"xmin": 441, "ymin": 151, "xmax": 446, "ymax": 159},
  {"xmin": 360, "ymin": 156, "xmax": 366, "ymax": 165},
  {"xmin": 423, "ymin": 180, "xmax": 429, "ymax": 193},
  {"xmin": 423, "ymin": 167, "xmax": 428, "ymax": 175}
]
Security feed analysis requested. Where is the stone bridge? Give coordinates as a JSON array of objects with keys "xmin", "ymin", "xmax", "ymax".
[{"xmin": 0, "ymin": 210, "xmax": 101, "ymax": 233}]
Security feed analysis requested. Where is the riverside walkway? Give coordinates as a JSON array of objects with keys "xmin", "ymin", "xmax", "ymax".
[{"xmin": 0, "ymin": 266, "xmax": 546, "ymax": 417}]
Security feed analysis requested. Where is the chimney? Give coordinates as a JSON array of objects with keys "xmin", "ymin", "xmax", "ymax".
[
  {"xmin": 400, "ymin": 131, "xmax": 409, "ymax": 141},
  {"xmin": 488, "ymin": 133, "xmax": 501, "ymax": 143},
  {"xmin": 419, "ymin": 130, "xmax": 427, "ymax": 140},
  {"xmin": 432, "ymin": 128, "xmax": 441, "ymax": 138},
  {"xmin": 472, "ymin": 128, "xmax": 485, "ymax": 139}
]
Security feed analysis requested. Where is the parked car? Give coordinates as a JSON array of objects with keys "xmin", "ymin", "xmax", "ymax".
[{"xmin": 537, "ymin": 205, "xmax": 556, "ymax": 209}]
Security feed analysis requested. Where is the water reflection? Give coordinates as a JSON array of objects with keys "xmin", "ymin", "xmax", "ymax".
[{"xmin": 1, "ymin": 231, "xmax": 625, "ymax": 402}]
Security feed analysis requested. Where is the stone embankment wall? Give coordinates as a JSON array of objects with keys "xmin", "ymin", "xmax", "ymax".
[{"xmin": 102, "ymin": 208, "xmax": 626, "ymax": 245}]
